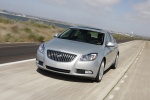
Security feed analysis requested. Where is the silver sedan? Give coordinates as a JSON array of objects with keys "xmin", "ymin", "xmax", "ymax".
[{"xmin": 36, "ymin": 27, "xmax": 119, "ymax": 82}]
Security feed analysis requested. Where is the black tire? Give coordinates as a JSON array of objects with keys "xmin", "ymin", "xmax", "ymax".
[
  {"xmin": 112, "ymin": 55, "xmax": 119, "ymax": 69},
  {"xmin": 95, "ymin": 60, "xmax": 105, "ymax": 82}
]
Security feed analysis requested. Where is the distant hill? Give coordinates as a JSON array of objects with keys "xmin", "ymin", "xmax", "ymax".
[{"xmin": 0, "ymin": 9, "xmax": 77, "ymax": 28}]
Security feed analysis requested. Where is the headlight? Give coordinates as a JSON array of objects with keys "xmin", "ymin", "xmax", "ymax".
[
  {"xmin": 38, "ymin": 44, "xmax": 45, "ymax": 53},
  {"xmin": 80, "ymin": 53, "xmax": 98, "ymax": 61}
]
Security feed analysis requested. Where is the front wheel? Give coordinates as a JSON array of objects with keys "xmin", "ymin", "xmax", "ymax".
[{"xmin": 95, "ymin": 60, "xmax": 105, "ymax": 82}]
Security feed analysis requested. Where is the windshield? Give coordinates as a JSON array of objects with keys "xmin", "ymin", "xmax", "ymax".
[{"xmin": 58, "ymin": 28, "xmax": 105, "ymax": 45}]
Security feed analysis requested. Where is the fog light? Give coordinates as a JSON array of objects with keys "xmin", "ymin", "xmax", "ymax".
[
  {"xmin": 85, "ymin": 70, "xmax": 93, "ymax": 74},
  {"xmin": 76, "ymin": 69, "xmax": 93, "ymax": 74},
  {"xmin": 36, "ymin": 59, "xmax": 44, "ymax": 66},
  {"xmin": 36, "ymin": 60, "xmax": 39, "ymax": 63}
]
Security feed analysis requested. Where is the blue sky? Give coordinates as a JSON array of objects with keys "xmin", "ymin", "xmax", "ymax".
[{"xmin": 0, "ymin": 0, "xmax": 150, "ymax": 37}]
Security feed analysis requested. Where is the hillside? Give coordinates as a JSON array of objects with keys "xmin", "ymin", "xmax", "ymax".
[
  {"xmin": 0, "ymin": 16, "xmax": 143, "ymax": 43},
  {"xmin": 0, "ymin": 17, "xmax": 64, "ymax": 42}
]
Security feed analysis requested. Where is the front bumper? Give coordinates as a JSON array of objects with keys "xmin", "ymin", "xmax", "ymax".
[{"xmin": 36, "ymin": 51, "xmax": 100, "ymax": 79}]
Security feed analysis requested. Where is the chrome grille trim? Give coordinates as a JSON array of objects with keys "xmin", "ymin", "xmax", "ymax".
[{"xmin": 47, "ymin": 50, "xmax": 77, "ymax": 62}]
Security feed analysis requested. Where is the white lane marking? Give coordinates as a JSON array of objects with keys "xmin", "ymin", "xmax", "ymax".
[
  {"xmin": 139, "ymin": 52, "xmax": 142, "ymax": 55},
  {"xmin": 114, "ymin": 87, "xmax": 120, "ymax": 91},
  {"xmin": 141, "ymin": 43, "xmax": 145, "ymax": 51},
  {"xmin": 124, "ymin": 75, "xmax": 128, "ymax": 78},
  {"xmin": 107, "ymin": 42, "xmax": 144, "ymax": 100},
  {"xmin": 108, "ymin": 95, "xmax": 114, "ymax": 100},
  {"xmin": 135, "ymin": 58, "xmax": 138, "ymax": 61},
  {"xmin": 120, "ymin": 80, "xmax": 124, "ymax": 83},
  {"xmin": 0, "ymin": 59, "xmax": 35, "ymax": 67}
]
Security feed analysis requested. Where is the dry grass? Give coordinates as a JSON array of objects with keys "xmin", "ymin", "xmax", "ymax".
[
  {"xmin": 112, "ymin": 34, "xmax": 133, "ymax": 40},
  {"xmin": 0, "ymin": 16, "xmax": 143, "ymax": 43},
  {"xmin": 0, "ymin": 17, "xmax": 64, "ymax": 43}
]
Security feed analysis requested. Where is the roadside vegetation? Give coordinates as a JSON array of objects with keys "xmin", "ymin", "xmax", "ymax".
[
  {"xmin": 0, "ymin": 16, "xmax": 64, "ymax": 43},
  {"xmin": 112, "ymin": 33, "xmax": 148, "ymax": 41},
  {"xmin": 112, "ymin": 34, "xmax": 133, "ymax": 40},
  {"xmin": 0, "ymin": 16, "xmax": 147, "ymax": 43}
]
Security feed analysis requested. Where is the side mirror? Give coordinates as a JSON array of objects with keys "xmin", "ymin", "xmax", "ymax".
[
  {"xmin": 54, "ymin": 33, "xmax": 59, "ymax": 37},
  {"xmin": 106, "ymin": 42, "xmax": 115, "ymax": 47}
]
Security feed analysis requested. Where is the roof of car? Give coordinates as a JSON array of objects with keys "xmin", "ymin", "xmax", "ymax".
[{"xmin": 70, "ymin": 26, "xmax": 107, "ymax": 33}]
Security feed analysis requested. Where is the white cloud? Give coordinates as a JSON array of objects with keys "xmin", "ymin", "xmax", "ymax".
[
  {"xmin": 84, "ymin": 0, "xmax": 120, "ymax": 7},
  {"xmin": 126, "ymin": 0, "xmax": 150, "ymax": 22},
  {"xmin": 81, "ymin": 0, "xmax": 120, "ymax": 13},
  {"xmin": 41, "ymin": 0, "xmax": 67, "ymax": 5},
  {"xmin": 39, "ymin": 0, "xmax": 121, "ymax": 18},
  {"xmin": 41, "ymin": 0, "xmax": 120, "ymax": 8}
]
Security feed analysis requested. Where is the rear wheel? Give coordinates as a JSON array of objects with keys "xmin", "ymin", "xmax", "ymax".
[
  {"xmin": 95, "ymin": 60, "xmax": 105, "ymax": 82},
  {"xmin": 112, "ymin": 54, "xmax": 119, "ymax": 69}
]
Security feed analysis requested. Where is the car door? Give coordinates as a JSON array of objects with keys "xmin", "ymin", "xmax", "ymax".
[{"xmin": 104, "ymin": 33, "xmax": 115, "ymax": 69}]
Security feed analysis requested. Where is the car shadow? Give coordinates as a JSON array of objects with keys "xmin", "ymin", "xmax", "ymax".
[
  {"xmin": 104, "ymin": 67, "xmax": 112, "ymax": 75},
  {"xmin": 36, "ymin": 69, "xmax": 94, "ymax": 83},
  {"xmin": 36, "ymin": 65, "xmax": 113, "ymax": 83}
]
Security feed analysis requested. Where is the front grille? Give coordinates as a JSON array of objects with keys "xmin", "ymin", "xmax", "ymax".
[
  {"xmin": 46, "ymin": 66, "xmax": 70, "ymax": 73},
  {"xmin": 47, "ymin": 50, "xmax": 77, "ymax": 62}
]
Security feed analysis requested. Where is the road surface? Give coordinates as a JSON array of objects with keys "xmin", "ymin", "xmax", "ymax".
[
  {"xmin": 105, "ymin": 41, "xmax": 150, "ymax": 100},
  {"xmin": 0, "ymin": 43, "xmax": 39, "ymax": 64},
  {"xmin": 0, "ymin": 40, "xmax": 146, "ymax": 100}
]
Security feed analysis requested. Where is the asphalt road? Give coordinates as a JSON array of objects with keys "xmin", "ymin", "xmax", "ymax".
[
  {"xmin": 105, "ymin": 41, "xmax": 150, "ymax": 100},
  {"xmin": 0, "ymin": 43, "xmax": 39, "ymax": 64},
  {"xmin": 0, "ymin": 39, "xmax": 133, "ymax": 64},
  {"xmin": 0, "ymin": 40, "xmax": 145, "ymax": 100}
]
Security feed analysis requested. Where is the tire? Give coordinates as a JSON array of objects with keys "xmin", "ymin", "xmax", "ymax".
[
  {"xmin": 95, "ymin": 60, "xmax": 105, "ymax": 82},
  {"xmin": 112, "ymin": 54, "xmax": 119, "ymax": 69}
]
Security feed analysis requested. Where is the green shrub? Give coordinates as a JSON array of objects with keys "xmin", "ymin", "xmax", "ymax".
[
  {"xmin": 33, "ymin": 22, "xmax": 49, "ymax": 28},
  {"xmin": 51, "ymin": 25, "xmax": 56, "ymax": 29},
  {"xmin": 0, "ymin": 17, "xmax": 14, "ymax": 24},
  {"xmin": 12, "ymin": 25, "xmax": 19, "ymax": 33},
  {"xmin": 27, "ymin": 33, "xmax": 45, "ymax": 42},
  {"xmin": 28, "ymin": 33, "xmax": 37, "ymax": 41},
  {"xmin": 4, "ymin": 33, "xmax": 13, "ymax": 42},
  {"xmin": 112, "ymin": 34, "xmax": 132, "ymax": 40},
  {"xmin": 25, "ymin": 20, "xmax": 35, "ymax": 25},
  {"xmin": 37, "ymin": 35, "xmax": 45, "ymax": 42},
  {"xmin": 26, "ymin": 20, "xmax": 50, "ymax": 28},
  {"xmin": 23, "ymin": 27, "xmax": 32, "ymax": 33}
]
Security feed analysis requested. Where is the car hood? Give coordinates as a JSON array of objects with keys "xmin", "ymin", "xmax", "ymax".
[{"xmin": 45, "ymin": 38, "xmax": 103, "ymax": 55}]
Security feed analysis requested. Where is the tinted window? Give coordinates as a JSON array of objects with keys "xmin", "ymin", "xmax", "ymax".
[{"xmin": 58, "ymin": 28, "xmax": 105, "ymax": 45}]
